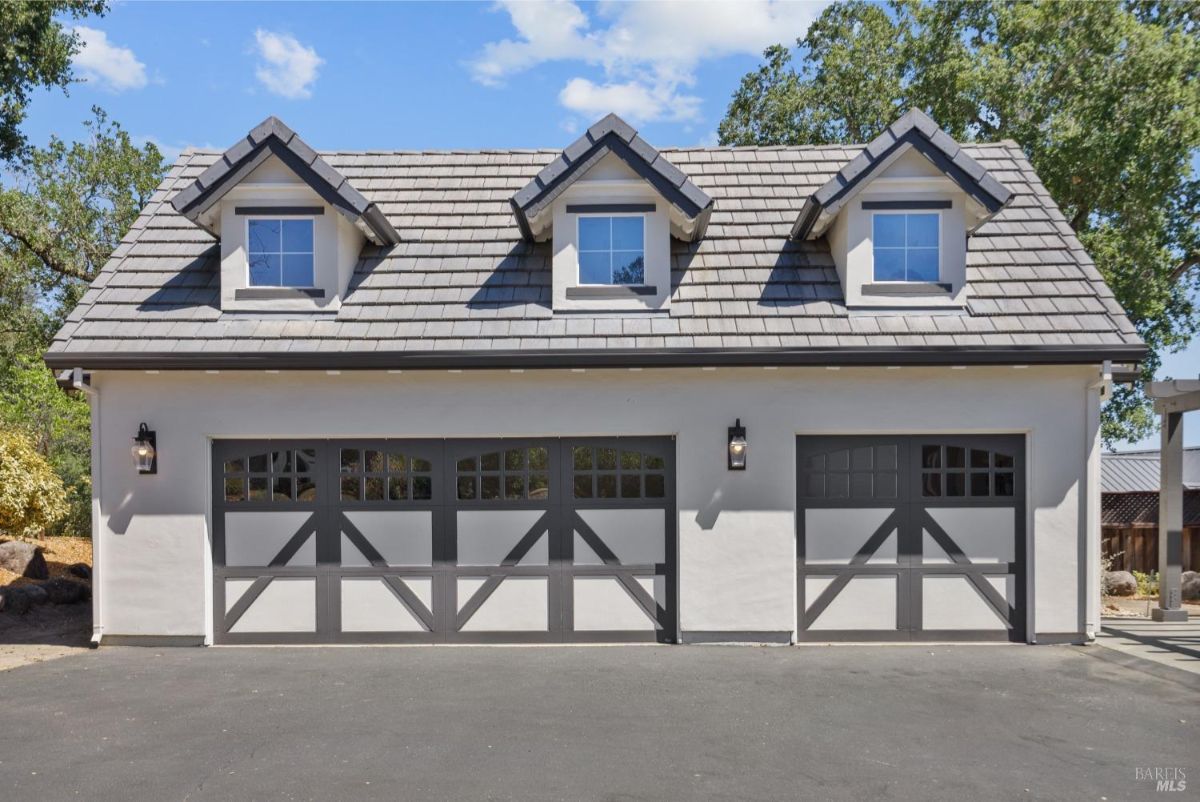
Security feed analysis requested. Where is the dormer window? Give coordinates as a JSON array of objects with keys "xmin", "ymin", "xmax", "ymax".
[
  {"xmin": 248, "ymin": 218, "xmax": 316, "ymax": 287},
  {"xmin": 872, "ymin": 212, "xmax": 939, "ymax": 283},
  {"xmin": 578, "ymin": 215, "xmax": 645, "ymax": 285}
]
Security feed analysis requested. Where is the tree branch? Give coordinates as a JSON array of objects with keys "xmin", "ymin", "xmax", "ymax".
[
  {"xmin": 1170, "ymin": 254, "xmax": 1199, "ymax": 283},
  {"xmin": 0, "ymin": 225, "xmax": 90, "ymax": 282}
]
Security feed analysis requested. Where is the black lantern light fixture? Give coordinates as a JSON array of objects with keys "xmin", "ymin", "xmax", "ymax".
[
  {"xmin": 132, "ymin": 422, "xmax": 157, "ymax": 474},
  {"xmin": 727, "ymin": 418, "xmax": 747, "ymax": 470}
]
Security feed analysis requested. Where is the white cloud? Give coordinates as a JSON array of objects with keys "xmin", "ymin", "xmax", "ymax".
[
  {"xmin": 72, "ymin": 26, "xmax": 148, "ymax": 92},
  {"xmin": 559, "ymin": 78, "xmax": 700, "ymax": 124},
  {"xmin": 471, "ymin": 0, "xmax": 828, "ymax": 124},
  {"xmin": 253, "ymin": 29, "xmax": 323, "ymax": 100}
]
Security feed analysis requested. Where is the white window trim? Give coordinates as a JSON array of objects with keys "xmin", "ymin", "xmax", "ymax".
[
  {"xmin": 575, "ymin": 213, "xmax": 649, "ymax": 287},
  {"xmin": 870, "ymin": 210, "xmax": 943, "ymax": 283},
  {"xmin": 244, "ymin": 215, "xmax": 318, "ymax": 289}
]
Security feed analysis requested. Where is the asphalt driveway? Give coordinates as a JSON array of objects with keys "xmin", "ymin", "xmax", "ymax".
[{"xmin": 0, "ymin": 644, "xmax": 1195, "ymax": 801}]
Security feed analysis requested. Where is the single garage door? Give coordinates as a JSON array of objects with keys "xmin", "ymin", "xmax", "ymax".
[
  {"xmin": 212, "ymin": 437, "xmax": 675, "ymax": 644},
  {"xmin": 796, "ymin": 435, "xmax": 1025, "ymax": 642}
]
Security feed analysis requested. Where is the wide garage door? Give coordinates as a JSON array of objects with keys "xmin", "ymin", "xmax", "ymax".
[
  {"xmin": 213, "ymin": 437, "xmax": 675, "ymax": 644},
  {"xmin": 796, "ymin": 435, "xmax": 1025, "ymax": 642}
]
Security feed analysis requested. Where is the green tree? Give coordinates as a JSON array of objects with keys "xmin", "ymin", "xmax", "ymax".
[
  {"xmin": 0, "ymin": 106, "xmax": 165, "ymax": 356},
  {"xmin": 0, "ymin": 428, "xmax": 68, "ymax": 540},
  {"xmin": 0, "ymin": 0, "xmax": 107, "ymax": 163},
  {"xmin": 0, "ymin": 356, "xmax": 90, "ymax": 536},
  {"xmin": 719, "ymin": 0, "xmax": 1200, "ymax": 444},
  {"xmin": 0, "ymin": 109, "xmax": 165, "ymax": 536}
]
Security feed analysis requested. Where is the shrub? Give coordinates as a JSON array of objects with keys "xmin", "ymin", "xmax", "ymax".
[
  {"xmin": 0, "ymin": 429, "xmax": 68, "ymax": 539},
  {"xmin": 1133, "ymin": 570, "xmax": 1159, "ymax": 597}
]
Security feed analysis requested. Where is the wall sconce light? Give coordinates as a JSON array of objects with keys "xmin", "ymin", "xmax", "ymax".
[
  {"xmin": 131, "ymin": 422, "xmax": 157, "ymax": 474},
  {"xmin": 728, "ymin": 418, "xmax": 747, "ymax": 470}
]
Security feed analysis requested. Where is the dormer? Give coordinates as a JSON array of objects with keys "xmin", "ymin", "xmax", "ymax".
[
  {"xmin": 170, "ymin": 116, "xmax": 399, "ymax": 313},
  {"xmin": 510, "ymin": 114, "xmax": 713, "ymax": 312},
  {"xmin": 792, "ymin": 109, "xmax": 1012, "ymax": 309}
]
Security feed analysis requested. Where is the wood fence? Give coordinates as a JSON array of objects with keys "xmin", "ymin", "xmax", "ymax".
[{"xmin": 1102, "ymin": 526, "xmax": 1200, "ymax": 573}]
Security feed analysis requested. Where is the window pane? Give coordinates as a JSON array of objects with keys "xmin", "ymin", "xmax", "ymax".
[
  {"xmin": 528, "ymin": 473, "xmax": 549, "ymax": 499},
  {"xmin": 365, "ymin": 450, "xmax": 385, "ymax": 472},
  {"xmin": 994, "ymin": 453, "xmax": 1014, "ymax": 469},
  {"xmin": 365, "ymin": 477, "xmax": 385, "ymax": 501},
  {"xmin": 873, "ymin": 214, "xmax": 905, "ymax": 248},
  {"xmin": 412, "ymin": 476, "xmax": 433, "ymax": 500},
  {"xmin": 224, "ymin": 457, "xmax": 245, "ymax": 473},
  {"xmin": 921, "ymin": 446, "xmax": 942, "ymax": 469},
  {"xmin": 946, "ymin": 447, "xmax": 965, "ymax": 468},
  {"xmin": 907, "ymin": 248, "xmax": 939, "ymax": 282},
  {"xmin": 620, "ymin": 450, "xmax": 642, "ymax": 470},
  {"xmin": 612, "ymin": 253, "xmax": 644, "ymax": 285},
  {"xmin": 281, "ymin": 254, "xmax": 314, "ymax": 287},
  {"xmin": 906, "ymin": 214, "xmax": 938, "ymax": 248},
  {"xmin": 611, "ymin": 217, "xmax": 643, "ymax": 250},
  {"xmin": 412, "ymin": 457, "xmax": 433, "ymax": 473},
  {"xmin": 873, "ymin": 248, "xmax": 905, "ymax": 281},
  {"xmin": 620, "ymin": 474, "xmax": 641, "ymax": 498},
  {"xmin": 273, "ymin": 477, "xmax": 293, "ymax": 501},
  {"xmin": 480, "ymin": 451, "xmax": 500, "ymax": 471},
  {"xmin": 504, "ymin": 449, "xmax": 525, "ymax": 471},
  {"xmin": 249, "ymin": 253, "xmax": 281, "ymax": 286},
  {"xmin": 597, "ymin": 448, "xmax": 617, "ymax": 470},
  {"xmin": 945, "ymin": 473, "xmax": 965, "ymax": 497},
  {"xmin": 224, "ymin": 478, "xmax": 245, "ymax": 502},
  {"xmin": 248, "ymin": 219, "xmax": 281, "ymax": 253},
  {"xmin": 389, "ymin": 477, "xmax": 409, "ymax": 501},
  {"xmin": 995, "ymin": 472, "xmax": 1014, "ymax": 496},
  {"xmin": 644, "ymin": 454, "xmax": 665, "ymax": 470},
  {"xmin": 922, "ymin": 473, "xmax": 941, "ymax": 497},
  {"xmin": 457, "ymin": 476, "xmax": 476, "ymax": 500},
  {"xmin": 572, "ymin": 447, "xmax": 593, "ymax": 470},
  {"xmin": 341, "ymin": 449, "xmax": 360, "ymax": 473},
  {"xmin": 504, "ymin": 475, "xmax": 525, "ymax": 500},
  {"xmin": 282, "ymin": 219, "xmax": 313, "ymax": 252},
  {"xmin": 249, "ymin": 453, "xmax": 270, "ymax": 472},
  {"xmin": 597, "ymin": 474, "xmax": 618, "ymax": 498},
  {"xmin": 528, "ymin": 447, "xmax": 548, "ymax": 470},
  {"xmin": 645, "ymin": 474, "xmax": 665, "ymax": 498},
  {"xmin": 480, "ymin": 475, "xmax": 501, "ymax": 500},
  {"xmin": 573, "ymin": 475, "xmax": 593, "ymax": 498},
  {"xmin": 579, "ymin": 251, "xmax": 611, "ymax": 284},
  {"xmin": 341, "ymin": 477, "xmax": 360, "ymax": 501},
  {"xmin": 578, "ymin": 217, "xmax": 610, "ymax": 251},
  {"xmin": 388, "ymin": 452, "xmax": 407, "ymax": 472},
  {"xmin": 970, "ymin": 473, "xmax": 990, "ymax": 496},
  {"xmin": 249, "ymin": 477, "xmax": 269, "ymax": 501},
  {"xmin": 297, "ymin": 449, "xmax": 317, "ymax": 473},
  {"xmin": 296, "ymin": 476, "xmax": 316, "ymax": 501},
  {"xmin": 970, "ymin": 449, "xmax": 990, "ymax": 469}
]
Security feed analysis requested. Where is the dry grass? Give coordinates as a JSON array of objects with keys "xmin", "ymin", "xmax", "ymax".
[{"xmin": 0, "ymin": 536, "xmax": 92, "ymax": 588}]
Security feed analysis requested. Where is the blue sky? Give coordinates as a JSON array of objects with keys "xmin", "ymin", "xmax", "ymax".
[{"xmin": 19, "ymin": 0, "xmax": 1199, "ymax": 448}]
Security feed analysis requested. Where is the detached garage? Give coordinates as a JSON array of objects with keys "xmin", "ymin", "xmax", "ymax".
[{"xmin": 46, "ymin": 110, "xmax": 1143, "ymax": 647}]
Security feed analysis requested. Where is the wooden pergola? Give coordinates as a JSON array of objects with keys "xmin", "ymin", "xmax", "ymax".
[{"xmin": 1144, "ymin": 379, "xmax": 1200, "ymax": 621}]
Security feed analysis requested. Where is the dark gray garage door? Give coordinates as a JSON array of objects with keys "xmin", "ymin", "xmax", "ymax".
[
  {"xmin": 796, "ymin": 435, "xmax": 1025, "ymax": 642},
  {"xmin": 212, "ymin": 438, "xmax": 675, "ymax": 644}
]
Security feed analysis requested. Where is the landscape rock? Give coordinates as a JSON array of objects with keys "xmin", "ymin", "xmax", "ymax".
[
  {"xmin": 1104, "ymin": 570, "xmax": 1138, "ymax": 597},
  {"xmin": 0, "ymin": 585, "xmax": 46, "ymax": 615},
  {"xmin": 41, "ymin": 579, "xmax": 89, "ymax": 606},
  {"xmin": 0, "ymin": 541, "xmax": 48, "ymax": 580},
  {"xmin": 67, "ymin": 563, "xmax": 91, "ymax": 580},
  {"xmin": 1183, "ymin": 571, "xmax": 1200, "ymax": 601}
]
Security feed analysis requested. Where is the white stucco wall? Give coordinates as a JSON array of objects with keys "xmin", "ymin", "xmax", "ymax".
[{"xmin": 87, "ymin": 365, "xmax": 1101, "ymax": 642}]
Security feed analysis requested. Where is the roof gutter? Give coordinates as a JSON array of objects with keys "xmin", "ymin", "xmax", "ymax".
[{"xmin": 43, "ymin": 343, "xmax": 1149, "ymax": 373}]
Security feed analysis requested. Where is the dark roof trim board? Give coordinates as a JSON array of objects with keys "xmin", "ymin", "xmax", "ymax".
[
  {"xmin": 510, "ymin": 113, "xmax": 714, "ymax": 242},
  {"xmin": 170, "ymin": 116, "xmax": 400, "ymax": 246},
  {"xmin": 43, "ymin": 343, "xmax": 1147, "ymax": 373},
  {"xmin": 791, "ymin": 109, "xmax": 1014, "ymax": 240}
]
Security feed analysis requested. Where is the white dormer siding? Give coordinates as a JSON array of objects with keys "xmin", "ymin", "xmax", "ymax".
[
  {"xmin": 549, "ymin": 154, "xmax": 671, "ymax": 312},
  {"xmin": 828, "ymin": 150, "xmax": 971, "ymax": 309},
  {"xmin": 213, "ymin": 155, "xmax": 365, "ymax": 313}
]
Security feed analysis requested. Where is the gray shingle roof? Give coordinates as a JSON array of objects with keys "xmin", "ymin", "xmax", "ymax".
[
  {"xmin": 170, "ymin": 116, "xmax": 400, "ymax": 246},
  {"xmin": 792, "ymin": 109, "xmax": 1013, "ymax": 240},
  {"xmin": 510, "ymin": 113, "xmax": 713, "ymax": 241},
  {"xmin": 45, "ymin": 134, "xmax": 1145, "ymax": 370}
]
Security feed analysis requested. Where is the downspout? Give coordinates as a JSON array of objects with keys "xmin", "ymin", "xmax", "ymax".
[
  {"xmin": 1083, "ymin": 361, "xmax": 1112, "ymax": 641},
  {"xmin": 59, "ymin": 368, "xmax": 103, "ymax": 648}
]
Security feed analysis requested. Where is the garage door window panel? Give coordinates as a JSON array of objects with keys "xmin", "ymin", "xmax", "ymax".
[{"xmin": 224, "ymin": 448, "xmax": 317, "ymax": 504}]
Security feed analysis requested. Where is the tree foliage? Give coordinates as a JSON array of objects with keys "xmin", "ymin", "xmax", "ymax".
[
  {"xmin": 0, "ymin": 0, "xmax": 107, "ymax": 163},
  {"xmin": 0, "ymin": 110, "xmax": 164, "ymax": 536},
  {"xmin": 0, "ymin": 428, "xmax": 68, "ymax": 540},
  {"xmin": 719, "ymin": 0, "xmax": 1200, "ymax": 444},
  {"xmin": 0, "ymin": 355, "xmax": 91, "ymax": 536}
]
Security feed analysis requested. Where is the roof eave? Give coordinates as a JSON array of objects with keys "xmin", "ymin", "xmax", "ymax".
[{"xmin": 43, "ymin": 342, "xmax": 1150, "ymax": 373}]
